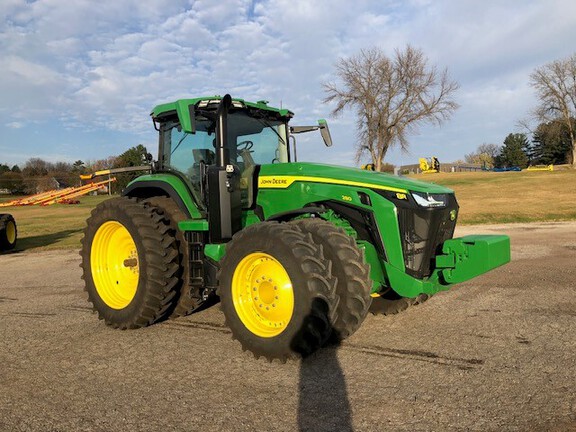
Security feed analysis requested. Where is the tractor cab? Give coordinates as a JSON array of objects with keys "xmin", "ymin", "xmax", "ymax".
[
  {"xmin": 152, "ymin": 96, "xmax": 333, "ymax": 210},
  {"xmin": 152, "ymin": 96, "xmax": 292, "ymax": 210},
  {"xmin": 150, "ymin": 95, "xmax": 333, "ymax": 243}
]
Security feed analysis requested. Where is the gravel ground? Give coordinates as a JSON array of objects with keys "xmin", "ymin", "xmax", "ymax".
[{"xmin": 0, "ymin": 222, "xmax": 575, "ymax": 432}]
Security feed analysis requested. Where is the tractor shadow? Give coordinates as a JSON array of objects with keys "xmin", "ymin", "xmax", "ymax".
[
  {"xmin": 294, "ymin": 299, "xmax": 353, "ymax": 432},
  {"xmin": 15, "ymin": 229, "xmax": 82, "ymax": 251}
]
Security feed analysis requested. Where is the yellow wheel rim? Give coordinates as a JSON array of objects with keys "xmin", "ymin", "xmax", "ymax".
[
  {"xmin": 6, "ymin": 220, "xmax": 16, "ymax": 245},
  {"xmin": 91, "ymin": 221, "xmax": 139, "ymax": 310},
  {"xmin": 231, "ymin": 252, "xmax": 294, "ymax": 338}
]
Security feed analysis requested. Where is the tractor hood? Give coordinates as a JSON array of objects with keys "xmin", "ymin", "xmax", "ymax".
[{"xmin": 258, "ymin": 162, "xmax": 453, "ymax": 194}]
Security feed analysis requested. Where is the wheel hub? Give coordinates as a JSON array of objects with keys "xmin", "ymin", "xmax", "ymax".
[
  {"xmin": 232, "ymin": 253, "xmax": 294, "ymax": 337},
  {"xmin": 6, "ymin": 220, "xmax": 16, "ymax": 244},
  {"xmin": 91, "ymin": 221, "xmax": 139, "ymax": 309}
]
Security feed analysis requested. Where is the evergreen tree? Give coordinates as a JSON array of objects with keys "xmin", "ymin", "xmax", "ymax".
[
  {"xmin": 114, "ymin": 144, "xmax": 149, "ymax": 168},
  {"xmin": 522, "ymin": 139, "xmax": 535, "ymax": 165},
  {"xmin": 113, "ymin": 144, "xmax": 149, "ymax": 192},
  {"xmin": 531, "ymin": 120, "xmax": 572, "ymax": 165},
  {"xmin": 496, "ymin": 133, "xmax": 529, "ymax": 168}
]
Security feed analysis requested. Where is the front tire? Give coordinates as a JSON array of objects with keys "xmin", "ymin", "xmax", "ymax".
[
  {"xmin": 369, "ymin": 290, "xmax": 430, "ymax": 315},
  {"xmin": 80, "ymin": 197, "xmax": 181, "ymax": 329},
  {"xmin": 219, "ymin": 222, "xmax": 338, "ymax": 361},
  {"xmin": 292, "ymin": 218, "xmax": 372, "ymax": 343}
]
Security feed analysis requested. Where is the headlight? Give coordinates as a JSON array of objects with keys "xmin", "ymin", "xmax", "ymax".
[{"xmin": 412, "ymin": 191, "xmax": 448, "ymax": 208}]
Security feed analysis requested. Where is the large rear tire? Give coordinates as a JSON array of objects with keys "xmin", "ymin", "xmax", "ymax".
[
  {"xmin": 219, "ymin": 222, "xmax": 338, "ymax": 361},
  {"xmin": 292, "ymin": 218, "xmax": 372, "ymax": 343},
  {"xmin": 0, "ymin": 214, "xmax": 17, "ymax": 252},
  {"xmin": 143, "ymin": 196, "xmax": 205, "ymax": 318},
  {"xmin": 80, "ymin": 197, "xmax": 181, "ymax": 329}
]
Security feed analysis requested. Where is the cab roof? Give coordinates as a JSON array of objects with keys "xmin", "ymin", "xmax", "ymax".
[{"xmin": 151, "ymin": 96, "xmax": 294, "ymax": 120}]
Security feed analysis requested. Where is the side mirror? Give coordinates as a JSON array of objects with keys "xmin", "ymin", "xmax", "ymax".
[
  {"xmin": 317, "ymin": 119, "xmax": 332, "ymax": 147},
  {"xmin": 290, "ymin": 120, "xmax": 333, "ymax": 148}
]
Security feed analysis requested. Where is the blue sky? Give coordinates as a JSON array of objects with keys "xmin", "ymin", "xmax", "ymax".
[{"xmin": 1, "ymin": 0, "xmax": 576, "ymax": 168}]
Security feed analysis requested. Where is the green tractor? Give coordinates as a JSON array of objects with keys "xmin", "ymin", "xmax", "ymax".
[
  {"xmin": 0, "ymin": 214, "xmax": 17, "ymax": 252},
  {"xmin": 80, "ymin": 95, "xmax": 510, "ymax": 360}
]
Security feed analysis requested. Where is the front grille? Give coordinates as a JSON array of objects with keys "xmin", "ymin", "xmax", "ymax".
[
  {"xmin": 396, "ymin": 194, "xmax": 458, "ymax": 278},
  {"xmin": 376, "ymin": 191, "xmax": 458, "ymax": 279}
]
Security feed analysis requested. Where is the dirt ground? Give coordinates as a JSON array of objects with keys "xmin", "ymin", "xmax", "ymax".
[{"xmin": 0, "ymin": 222, "xmax": 575, "ymax": 432}]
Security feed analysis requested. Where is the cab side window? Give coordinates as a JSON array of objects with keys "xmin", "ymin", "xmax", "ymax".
[{"xmin": 161, "ymin": 121, "xmax": 216, "ymax": 206}]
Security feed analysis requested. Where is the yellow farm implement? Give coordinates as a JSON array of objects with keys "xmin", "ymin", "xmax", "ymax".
[
  {"xmin": 419, "ymin": 157, "xmax": 440, "ymax": 173},
  {"xmin": 526, "ymin": 164, "xmax": 553, "ymax": 172},
  {"xmin": 0, "ymin": 178, "xmax": 115, "ymax": 207}
]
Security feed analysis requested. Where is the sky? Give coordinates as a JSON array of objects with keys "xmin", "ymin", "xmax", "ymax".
[{"xmin": 1, "ymin": 0, "xmax": 576, "ymax": 169}]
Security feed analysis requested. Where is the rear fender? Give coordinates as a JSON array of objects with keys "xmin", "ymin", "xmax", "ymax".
[{"xmin": 123, "ymin": 174, "xmax": 203, "ymax": 219}]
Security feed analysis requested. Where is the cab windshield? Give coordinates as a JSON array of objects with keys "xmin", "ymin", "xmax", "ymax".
[{"xmin": 160, "ymin": 110, "xmax": 288, "ymax": 207}]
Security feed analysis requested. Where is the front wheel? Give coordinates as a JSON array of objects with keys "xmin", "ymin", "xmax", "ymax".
[
  {"xmin": 291, "ymin": 218, "xmax": 372, "ymax": 343},
  {"xmin": 219, "ymin": 222, "xmax": 338, "ymax": 361},
  {"xmin": 369, "ymin": 289, "xmax": 430, "ymax": 315}
]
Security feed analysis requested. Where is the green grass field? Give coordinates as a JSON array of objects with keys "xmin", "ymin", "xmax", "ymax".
[
  {"xmin": 1, "ymin": 169, "xmax": 574, "ymax": 251},
  {"xmin": 0, "ymin": 195, "xmax": 111, "ymax": 252},
  {"xmin": 410, "ymin": 169, "xmax": 576, "ymax": 224}
]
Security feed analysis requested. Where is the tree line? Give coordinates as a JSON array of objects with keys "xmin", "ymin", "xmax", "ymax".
[
  {"xmin": 0, "ymin": 145, "xmax": 149, "ymax": 195},
  {"xmin": 465, "ymin": 118, "xmax": 573, "ymax": 169}
]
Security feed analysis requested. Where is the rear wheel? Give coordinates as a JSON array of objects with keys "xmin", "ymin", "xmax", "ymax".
[
  {"xmin": 0, "ymin": 214, "xmax": 17, "ymax": 251},
  {"xmin": 144, "ymin": 196, "xmax": 205, "ymax": 318},
  {"xmin": 292, "ymin": 218, "xmax": 372, "ymax": 343},
  {"xmin": 219, "ymin": 222, "xmax": 338, "ymax": 361},
  {"xmin": 80, "ymin": 197, "xmax": 181, "ymax": 329}
]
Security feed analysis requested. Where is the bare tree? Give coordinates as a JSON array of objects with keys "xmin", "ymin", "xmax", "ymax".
[
  {"xmin": 86, "ymin": 156, "xmax": 117, "ymax": 172},
  {"xmin": 323, "ymin": 46, "xmax": 459, "ymax": 171},
  {"xmin": 464, "ymin": 143, "xmax": 501, "ymax": 168},
  {"xmin": 477, "ymin": 143, "xmax": 500, "ymax": 160},
  {"xmin": 530, "ymin": 53, "xmax": 576, "ymax": 165}
]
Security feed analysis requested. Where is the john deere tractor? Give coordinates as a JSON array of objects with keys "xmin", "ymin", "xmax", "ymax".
[
  {"xmin": 0, "ymin": 214, "xmax": 17, "ymax": 252},
  {"xmin": 81, "ymin": 95, "xmax": 510, "ymax": 360}
]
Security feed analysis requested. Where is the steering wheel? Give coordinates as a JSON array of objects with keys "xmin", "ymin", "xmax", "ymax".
[{"xmin": 237, "ymin": 140, "xmax": 254, "ymax": 151}]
